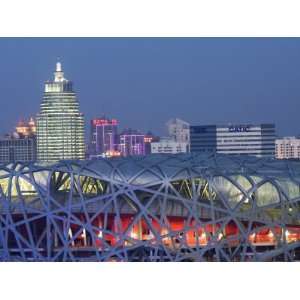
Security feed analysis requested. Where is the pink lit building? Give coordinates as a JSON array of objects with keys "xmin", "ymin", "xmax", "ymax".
[{"xmin": 90, "ymin": 118, "xmax": 119, "ymax": 157}]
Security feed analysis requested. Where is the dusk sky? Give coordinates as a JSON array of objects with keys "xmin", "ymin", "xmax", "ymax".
[{"xmin": 0, "ymin": 37, "xmax": 299, "ymax": 137}]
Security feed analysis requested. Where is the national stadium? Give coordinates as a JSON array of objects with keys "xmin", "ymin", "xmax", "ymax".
[{"xmin": 0, "ymin": 153, "xmax": 300, "ymax": 261}]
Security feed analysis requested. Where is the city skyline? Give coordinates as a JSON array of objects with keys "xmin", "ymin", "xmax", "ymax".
[
  {"xmin": 1, "ymin": 38, "xmax": 300, "ymax": 137},
  {"xmin": 0, "ymin": 1, "xmax": 299, "ymax": 297}
]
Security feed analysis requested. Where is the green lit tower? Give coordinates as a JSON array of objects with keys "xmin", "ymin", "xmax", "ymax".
[{"xmin": 37, "ymin": 62, "xmax": 85, "ymax": 163}]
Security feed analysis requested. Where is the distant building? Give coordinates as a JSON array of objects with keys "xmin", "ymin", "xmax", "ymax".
[
  {"xmin": 190, "ymin": 123, "xmax": 276, "ymax": 157},
  {"xmin": 89, "ymin": 117, "xmax": 119, "ymax": 157},
  {"xmin": 16, "ymin": 117, "xmax": 36, "ymax": 137},
  {"xmin": 0, "ymin": 118, "xmax": 37, "ymax": 164},
  {"xmin": 166, "ymin": 118, "xmax": 190, "ymax": 144},
  {"xmin": 151, "ymin": 137, "xmax": 188, "ymax": 154},
  {"xmin": 36, "ymin": 62, "xmax": 85, "ymax": 163},
  {"xmin": 119, "ymin": 129, "xmax": 145, "ymax": 156},
  {"xmin": 144, "ymin": 132, "xmax": 160, "ymax": 155},
  {"xmin": 275, "ymin": 137, "xmax": 300, "ymax": 159},
  {"xmin": 0, "ymin": 134, "xmax": 37, "ymax": 163}
]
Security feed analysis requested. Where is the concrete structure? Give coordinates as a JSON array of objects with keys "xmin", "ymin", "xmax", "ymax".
[
  {"xmin": 190, "ymin": 123, "xmax": 276, "ymax": 157},
  {"xmin": 89, "ymin": 118, "xmax": 118, "ymax": 157},
  {"xmin": 166, "ymin": 118, "xmax": 190, "ymax": 144},
  {"xmin": 275, "ymin": 137, "xmax": 300, "ymax": 159},
  {"xmin": 36, "ymin": 62, "xmax": 85, "ymax": 163},
  {"xmin": 151, "ymin": 137, "xmax": 188, "ymax": 154},
  {"xmin": 119, "ymin": 129, "xmax": 145, "ymax": 156},
  {"xmin": 0, "ymin": 153, "xmax": 300, "ymax": 261}
]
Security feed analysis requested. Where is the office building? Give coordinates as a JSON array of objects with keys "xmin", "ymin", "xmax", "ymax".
[
  {"xmin": 151, "ymin": 137, "xmax": 188, "ymax": 154},
  {"xmin": 275, "ymin": 137, "xmax": 300, "ymax": 159},
  {"xmin": 36, "ymin": 62, "xmax": 85, "ymax": 163},
  {"xmin": 119, "ymin": 129, "xmax": 145, "ymax": 156},
  {"xmin": 89, "ymin": 117, "xmax": 119, "ymax": 157},
  {"xmin": 0, "ymin": 134, "xmax": 36, "ymax": 163},
  {"xmin": 190, "ymin": 123, "xmax": 276, "ymax": 157}
]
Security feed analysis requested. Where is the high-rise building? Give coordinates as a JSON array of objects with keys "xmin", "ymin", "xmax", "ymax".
[
  {"xmin": 275, "ymin": 137, "xmax": 300, "ymax": 159},
  {"xmin": 151, "ymin": 137, "xmax": 188, "ymax": 154},
  {"xmin": 190, "ymin": 123, "xmax": 276, "ymax": 157},
  {"xmin": 119, "ymin": 129, "xmax": 145, "ymax": 156},
  {"xmin": 89, "ymin": 117, "xmax": 119, "ymax": 157},
  {"xmin": 166, "ymin": 118, "xmax": 190, "ymax": 144},
  {"xmin": 36, "ymin": 62, "xmax": 85, "ymax": 163}
]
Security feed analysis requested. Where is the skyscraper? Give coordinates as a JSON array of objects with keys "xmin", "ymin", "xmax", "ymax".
[{"xmin": 37, "ymin": 62, "xmax": 85, "ymax": 163}]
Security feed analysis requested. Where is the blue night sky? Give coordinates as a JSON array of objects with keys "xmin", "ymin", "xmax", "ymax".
[{"xmin": 0, "ymin": 38, "xmax": 299, "ymax": 137}]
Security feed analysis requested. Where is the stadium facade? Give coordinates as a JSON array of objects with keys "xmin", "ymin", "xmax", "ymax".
[{"xmin": 0, "ymin": 153, "xmax": 299, "ymax": 262}]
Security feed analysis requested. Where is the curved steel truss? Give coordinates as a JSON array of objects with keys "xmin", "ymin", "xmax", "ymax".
[{"xmin": 0, "ymin": 153, "xmax": 300, "ymax": 261}]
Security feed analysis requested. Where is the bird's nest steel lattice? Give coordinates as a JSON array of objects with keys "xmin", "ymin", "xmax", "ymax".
[{"xmin": 0, "ymin": 153, "xmax": 300, "ymax": 262}]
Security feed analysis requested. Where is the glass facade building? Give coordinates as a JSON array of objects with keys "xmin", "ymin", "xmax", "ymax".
[
  {"xmin": 36, "ymin": 62, "xmax": 85, "ymax": 163},
  {"xmin": 190, "ymin": 123, "xmax": 276, "ymax": 157}
]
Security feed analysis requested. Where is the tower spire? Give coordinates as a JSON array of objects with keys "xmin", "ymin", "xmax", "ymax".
[
  {"xmin": 54, "ymin": 61, "xmax": 65, "ymax": 82},
  {"xmin": 56, "ymin": 61, "xmax": 62, "ymax": 72}
]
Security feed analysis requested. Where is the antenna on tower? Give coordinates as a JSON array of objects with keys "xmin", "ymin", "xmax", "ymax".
[
  {"xmin": 54, "ymin": 59, "xmax": 65, "ymax": 82},
  {"xmin": 56, "ymin": 58, "xmax": 62, "ymax": 72}
]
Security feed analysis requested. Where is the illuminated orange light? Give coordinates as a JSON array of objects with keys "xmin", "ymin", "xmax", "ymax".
[
  {"xmin": 144, "ymin": 137, "xmax": 153, "ymax": 143},
  {"xmin": 250, "ymin": 233, "xmax": 256, "ymax": 239},
  {"xmin": 105, "ymin": 150, "xmax": 121, "ymax": 157},
  {"xmin": 16, "ymin": 117, "xmax": 36, "ymax": 137}
]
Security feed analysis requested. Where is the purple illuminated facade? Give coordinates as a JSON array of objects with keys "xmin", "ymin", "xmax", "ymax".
[
  {"xmin": 89, "ymin": 118, "xmax": 119, "ymax": 157},
  {"xmin": 119, "ymin": 129, "xmax": 145, "ymax": 156}
]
